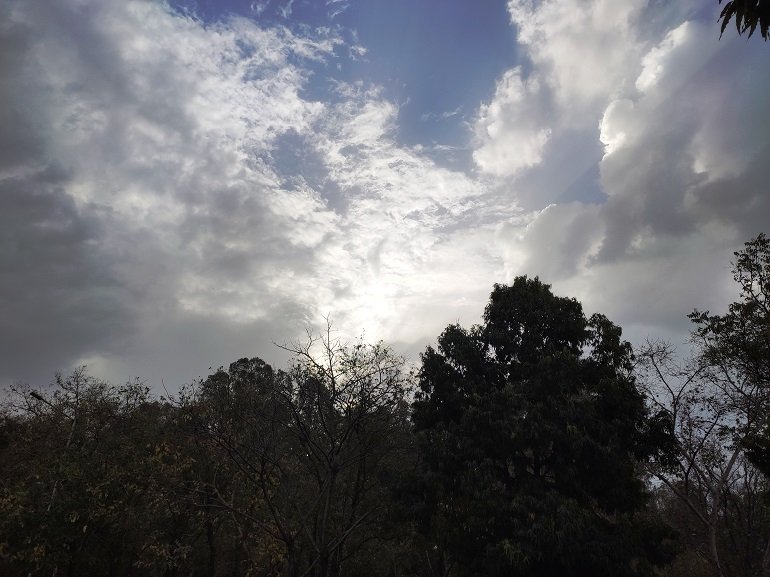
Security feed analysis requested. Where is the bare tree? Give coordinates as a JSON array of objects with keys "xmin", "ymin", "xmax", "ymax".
[
  {"xmin": 188, "ymin": 323, "xmax": 413, "ymax": 577},
  {"xmin": 638, "ymin": 235, "xmax": 770, "ymax": 577}
]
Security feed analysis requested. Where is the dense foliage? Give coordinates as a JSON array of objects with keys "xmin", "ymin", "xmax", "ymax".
[
  {"xmin": 1, "ymin": 235, "xmax": 768, "ymax": 577},
  {"xmin": 411, "ymin": 277, "xmax": 676, "ymax": 577}
]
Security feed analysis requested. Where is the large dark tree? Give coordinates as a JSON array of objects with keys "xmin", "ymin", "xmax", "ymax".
[{"xmin": 411, "ymin": 277, "xmax": 675, "ymax": 577}]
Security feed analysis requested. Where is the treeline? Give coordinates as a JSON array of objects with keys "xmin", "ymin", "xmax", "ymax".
[{"xmin": 1, "ymin": 234, "xmax": 768, "ymax": 577}]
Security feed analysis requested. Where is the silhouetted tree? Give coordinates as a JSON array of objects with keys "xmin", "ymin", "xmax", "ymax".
[
  {"xmin": 411, "ymin": 277, "xmax": 676, "ymax": 577},
  {"xmin": 187, "ymin": 327, "xmax": 414, "ymax": 577},
  {"xmin": 719, "ymin": 0, "xmax": 770, "ymax": 40}
]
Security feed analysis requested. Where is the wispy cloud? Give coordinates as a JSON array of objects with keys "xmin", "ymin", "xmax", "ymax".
[
  {"xmin": 327, "ymin": 0, "xmax": 351, "ymax": 20},
  {"xmin": 421, "ymin": 105, "xmax": 463, "ymax": 122},
  {"xmin": 250, "ymin": 1, "xmax": 269, "ymax": 16},
  {"xmin": 277, "ymin": 0, "xmax": 295, "ymax": 19}
]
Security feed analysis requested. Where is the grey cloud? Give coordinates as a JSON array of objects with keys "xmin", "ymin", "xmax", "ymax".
[
  {"xmin": 79, "ymin": 310, "xmax": 305, "ymax": 392},
  {"xmin": 508, "ymin": 129, "xmax": 605, "ymax": 210},
  {"xmin": 0, "ymin": 169, "xmax": 137, "ymax": 384},
  {"xmin": 0, "ymin": 8, "xmax": 48, "ymax": 171},
  {"xmin": 0, "ymin": 4, "xmax": 142, "ymax": 383},
  {"xmin": 595, "ymin": 23, "xmax": 769, "ymax": 263},
  {"xmin": 0, "ymin": 0, "xmax": 344, "ymax": 386},
  {"xmin": 504, "ymin": 7, "xmax": 769, "ymax": 348},
  {"xmin": 514, "ymin": 203, "xmax": 602, "ymax": 282},
  {"xmin": 598, "ymin": 142, "xmax": 701, "ymax": 262},
  {"xmin": 694, "ymin": 150, "xmax": 770, "ymax": 235}
]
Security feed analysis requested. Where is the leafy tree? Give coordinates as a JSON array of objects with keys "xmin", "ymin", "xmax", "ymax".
[
  {"xmin": 182, "ymin": 356, "xmax": 291, "ymax": 576},
  {"xmin": 411, "ymin": 277, "xmax": 676, "ymax": 577},
  {"xmin": 0, "ymin": 369, "xmax": 237, "ymax": 577},
  {"xmin": 690, "ymin": 233, "xmax": 770, "ymax": 400},
  {"xmin": 0, "ymin": 369, "xmax": 165, "ymax": 576},
  {"xmin": 719, "ymin": 0, "xmax": 770, "ymax": 40},
  {"xmin": 0, "ymin": 334, "xmax": 416, "ymax": 577}
]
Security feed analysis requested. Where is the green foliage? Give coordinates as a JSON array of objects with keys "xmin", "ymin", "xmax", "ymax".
[
  {"xmin": 0, "ymin": 369, "xmax": 174, "ymax": 576},
  {"xmin": 411, "ymin": 277, "xmax": 676, "ymax": 577},
  {"xmin": 689, "ymin": 233, "xmax": 770, "ymax": 464},
  {"xmin": 690, "ymin": 233, "xmax": 769, "ymax": 397},
  {"xmin": 719, "ymin": 0, "xmax": 770, "ymax": 40}
]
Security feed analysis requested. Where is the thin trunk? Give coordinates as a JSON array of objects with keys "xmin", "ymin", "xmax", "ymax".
[
  {"xmin": 319, "ymin": 550, "xmax": 330, "ymax": 577},
  {"xmin": 761, "ymin": 537, "xmax": 770, "ymax": 577},
  {"xmin": 709, "ymin": 521, "xmax": 726, "ymax": 577},
  {"xmin": 207, "ymin": 517, "xmax": 216, "ymax": 577},
  {"xmin": 285, "ymin": 539, "xmax": 300, "ymax": 577}
]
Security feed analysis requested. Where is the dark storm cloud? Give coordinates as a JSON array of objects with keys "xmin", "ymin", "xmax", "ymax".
[{"xmin": 0, "ymin": 3, "xmax": 139, "ymax": 383}]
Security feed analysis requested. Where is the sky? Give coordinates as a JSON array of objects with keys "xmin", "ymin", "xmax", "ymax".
[{"xmin": 1, "ymin": 0, "xmax": 768, "ymax": 389}]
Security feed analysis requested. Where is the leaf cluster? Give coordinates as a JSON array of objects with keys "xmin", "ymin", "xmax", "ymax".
[{"xmin": 719, "ymin": 0, "xmax": 770, "ymax": 40}]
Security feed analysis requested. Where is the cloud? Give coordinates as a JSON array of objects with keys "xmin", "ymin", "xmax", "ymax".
[
  {"xmin": 2, "ymin": 0, "xmax": 767, "ymax": 390},
  {"xmin": 473, "ymin": 68, "xmax": 552, "ymax": 177},
  {"xmin": 508, "ymin": 0, "xmax": 647, "ymax": 111},
  {"xmin": 327, "ymin": 0, "xmax": 351, "ymax": 20},
  {"xmin": 0, "ymin": 0, "xmax": 345, "ymax": 384},
  {"xmin": 307, "ymin": 83, "xmax": 502, "ymax": 342},
  {"xmin": 251, "ymin": 2, "xmax": 269, "ymax": 17},
  {"xmin": 0, "ymin": 167, "xmax": 135, "ymax": 385},
  {"xmin": 495, "ymin": 4, "xmax": 770, "ymax": 342},
  {"xmin": 421, "ymin": 106, "xmax": 463, "ymax": 122},
  {"xmin": 595, "ymin": 18, "xmax": 770, "ymax": 260},
  {"xmin": 277, "ymin": 0, "xmax": 295, "ymax": 19},
  {"xmin": 0, "ymin": 0, "xmax": 510, "ymax": 386}
]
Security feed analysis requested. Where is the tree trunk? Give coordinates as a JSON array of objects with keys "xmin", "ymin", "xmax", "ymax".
[
  {"xmin": 708, "ymin": 521, "xmax": 726, "ymax": 577},
  {"xmin": 761, "ymin": 537, "xmax": 770, "ymax": 577},
  {"xmin": 206, "ymin": 517, "xmax": 216, "ymax": 577}
]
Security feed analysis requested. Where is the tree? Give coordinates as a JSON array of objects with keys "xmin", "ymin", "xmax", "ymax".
[
  {"xmin": 719, "ymin": 0, "xmax": 770, "ymax": 40},
  {"xmin": 187, "ymin": 327, "xmax": 414, "ymax": 577},
  {"xmin": 411, "ymin": 277, "xmax": 675, "ymax": 577},
  {"xmin": 639, "ymin": 233, "xmax": 770, "ymax": 577},
  {"xmin": 0, "ymin": 369, "xmax": 167, "ymax": 576},
  {"xmin": 690, "ymin": 233, "xmax": 770, "ymax": 401},
  {"xmin": 0, "ymin": 369, "xmax": 236, "ymax": 577}
]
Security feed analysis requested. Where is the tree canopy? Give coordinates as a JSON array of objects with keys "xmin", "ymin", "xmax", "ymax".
[
  {"xmin": 410, "ymin": 277, "xmax": 675, "ymax": 577},
  {"xmin": 2, "ymin": 237, "xmax": 769, "ymax": 577}
]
